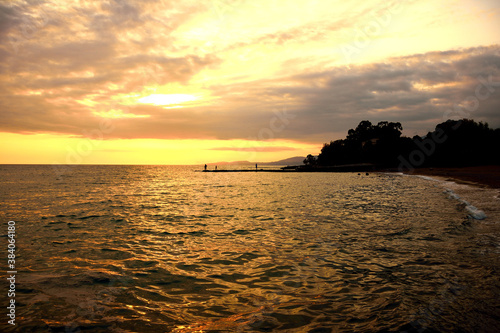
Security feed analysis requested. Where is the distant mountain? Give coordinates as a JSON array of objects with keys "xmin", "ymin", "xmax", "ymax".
[
  {"xmin": 207, "ymin": 156, "xmax": 306, "ymax": 166},
  {"xmin": 261, "ymin": 156, "xmax": 305, "ymax": 166}
]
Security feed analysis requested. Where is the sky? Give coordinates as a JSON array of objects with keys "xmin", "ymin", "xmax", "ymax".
[{"xmin": 1, "ymin": 0, "xmax": 500, "ymax": 165}]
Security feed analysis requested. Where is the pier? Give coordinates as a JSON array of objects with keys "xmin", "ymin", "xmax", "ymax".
[{"xmin": 200, "ymin": 163, "xmax": 377, "ymax": 173}]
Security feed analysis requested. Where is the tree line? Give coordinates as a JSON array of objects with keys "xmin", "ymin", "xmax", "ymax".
[{"xmin": 303, "ymin": 119, "xmax": 500, "ymax": 169}]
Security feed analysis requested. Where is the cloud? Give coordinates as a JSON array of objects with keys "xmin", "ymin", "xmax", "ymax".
[
  {"xmin": 273, "ymin": 45, "xmax": 500, "ymax": 139},
  {"xmin": 2, "ymin": 43, "xmax": 500, "ymax": 143},
  {"xmin": 1, "ymin": 1, "xmax": 499, "ymax": 148},
  {"xmin": 210, "ymin": 146, "xmax": 298, "ymax": 152}
]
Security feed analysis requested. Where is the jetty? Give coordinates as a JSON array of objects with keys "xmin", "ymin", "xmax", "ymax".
[{"xmin": 201, "ymin": 163, "xmax": 376, "ymax": 173}]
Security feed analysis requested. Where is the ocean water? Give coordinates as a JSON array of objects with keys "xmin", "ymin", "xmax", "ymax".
[{"xmin": 1, "ymin": 165, "xmax": 499, "ymax": 332}]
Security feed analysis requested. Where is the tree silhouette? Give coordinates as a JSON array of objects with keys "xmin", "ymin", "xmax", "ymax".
[
  {"xmin": 308, "ymin": 119, "xmax": 499, "ymax": 169},
  {"xmin": 303, "ymin": 154, "xmax": 317, "ymax": 166},
  {"xmin": 316, "ymin": 120, "xmax": 404, "ymax": 166}
]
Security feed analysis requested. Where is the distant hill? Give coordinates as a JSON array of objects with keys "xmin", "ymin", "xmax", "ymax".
[
  {"xmin": 261, "ymin": 156, "xmax": 305, "ymax": 166},
  {"xmin": 207, "ymin": 156, "xmax": 305, "ymax": 166}
]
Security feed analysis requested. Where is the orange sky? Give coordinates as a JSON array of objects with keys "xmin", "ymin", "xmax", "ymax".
[{"xmin": 1, "ymin": 0, "xmax": 500, "ymax": 164}]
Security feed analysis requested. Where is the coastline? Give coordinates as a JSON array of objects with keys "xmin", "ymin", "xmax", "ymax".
[
  {"xmin": 408, "ymin": 165, "xmax": 500, "ymax": 189},
  {"xmin": 404, "ymin": 166, "xmax": 500, "ymax": 237},
  {"xmin": 201, "ymin": 164, "xmax": 500, "ymax": 190}
]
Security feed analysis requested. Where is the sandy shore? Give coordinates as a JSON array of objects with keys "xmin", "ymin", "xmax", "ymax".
[{"xmin": 409, "ymin": 165, "xmax": 500, "ymax": 189}]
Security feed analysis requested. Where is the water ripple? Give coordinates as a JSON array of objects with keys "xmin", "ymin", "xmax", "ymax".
[{"xmin": 1, "ymin": 166, "xmax": 499, "ymax": 332}]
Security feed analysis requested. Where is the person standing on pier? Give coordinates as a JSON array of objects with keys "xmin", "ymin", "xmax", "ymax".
[
  {"xmin": 255, "ymin": 163, "xmax": 258, "ymax": 170},
  {"xmin": 204, "ymin": 164, "xmax": 207, "ymax": 171}
]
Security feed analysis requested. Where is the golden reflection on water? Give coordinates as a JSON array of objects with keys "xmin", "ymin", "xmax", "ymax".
[{"xmin": 0, "ymin": 165, "xmax": 499, "ymax": 332}]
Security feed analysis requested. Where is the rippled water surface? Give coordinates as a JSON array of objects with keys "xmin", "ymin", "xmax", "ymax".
[{"xmin": 1, "ymin": 165, "xmax": 499, "ymax": 332}]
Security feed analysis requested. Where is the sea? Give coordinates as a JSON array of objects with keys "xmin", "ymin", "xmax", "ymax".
[{"xmin": 1, "ymin": 165, "xmax": 499, "ymax": 332}]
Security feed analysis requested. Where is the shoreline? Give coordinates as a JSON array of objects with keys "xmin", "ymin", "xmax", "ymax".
[
  {"xmin": 407, "ymin": 165, "xmax": 500, "ymax": 189},
  {"xmin": 201, "ymin": 165, "xmax": 500, "ymax": 190}
]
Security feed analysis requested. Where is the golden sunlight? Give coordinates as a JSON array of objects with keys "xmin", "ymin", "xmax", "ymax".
[
  {"xmin": 92, "ymin": 109, "xmax": 150, "ymax": 119},
  {"xmin": 0, "ymin": 132, "xmax": 318, "ymax": 165},
  {"xmin": 138, "ymin": 94, "xmax": 198, "ymax": 106}
]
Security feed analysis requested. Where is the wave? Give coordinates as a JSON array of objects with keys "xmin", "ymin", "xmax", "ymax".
[
  {"xmin": 415, "ymin": 175, "xmax": 441, "ymax": 182},
  {"xmin": 444, "ymin": 189, "xmax": 487, "ymax": 220},
  {"xmin": 389, "ymin": 173, "xmax": 488, "ymax": 220}
]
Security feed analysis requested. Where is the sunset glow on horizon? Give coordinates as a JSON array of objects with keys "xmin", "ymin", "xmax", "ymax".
[{"xmin": 1, "ymin": 0, "xmax": 500, "ymax": 165}]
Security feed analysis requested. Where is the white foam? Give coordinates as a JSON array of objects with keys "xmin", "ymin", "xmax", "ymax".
[
  {"xmin": 465, "ymin": 205, "xmax": 487, "ymax": 220},
  {"xmin": 415, "ymin": 175, "xmax": 440, "ymax": 182},
  {"xmin": 444, "ymin": 189, "xmax": 487, "ymax": 220},
  {"xmin": 388, "ymin": 173, "xmax": 489, "ymax": 221},
  {"xmin": 444, "ymin": 189, "xmax": 461, "ymax": 201}
]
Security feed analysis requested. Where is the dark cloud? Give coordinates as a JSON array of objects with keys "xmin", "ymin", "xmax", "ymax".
[
  {"xmin": 0, "ymin": 4, "xmax": 21, "ymax": 37},
  {"xmin": 272, "ymin": 45, "xmax": 500, "ymax": 141}
]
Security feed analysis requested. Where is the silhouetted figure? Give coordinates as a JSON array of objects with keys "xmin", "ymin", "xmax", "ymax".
[
  {"xmin": 215, "ymin": 166, "xmax": 217, "ymax": 170},
  {"xmin": 255, "ymin": 163, "xmax": 258, "ymax": 170},
  {"xmin": 204, "ymin": 164, "xmax": 207, "ymax": 171}
]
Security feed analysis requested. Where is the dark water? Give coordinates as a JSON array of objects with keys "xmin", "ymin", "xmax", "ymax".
[{"xmin": 1, "ymin": 165, "xmax": 499, "ymax": 332}]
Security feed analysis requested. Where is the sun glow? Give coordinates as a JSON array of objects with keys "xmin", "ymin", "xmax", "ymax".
[
  {"xmin": 92, "ymin": 109, "xmax": 150, "ymax": 119},
  {"xmin": 0, "ymin": 133, "xmax": 317, "ymax": 165},
  {"xmin": 138, "ymin": 94, "xmax": 198, "ymax": 106}
]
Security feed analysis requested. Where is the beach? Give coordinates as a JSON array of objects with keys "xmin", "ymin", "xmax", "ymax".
[{"xmin": 410, "ymin": 165, "xmax": 500, "ymax": 189}]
